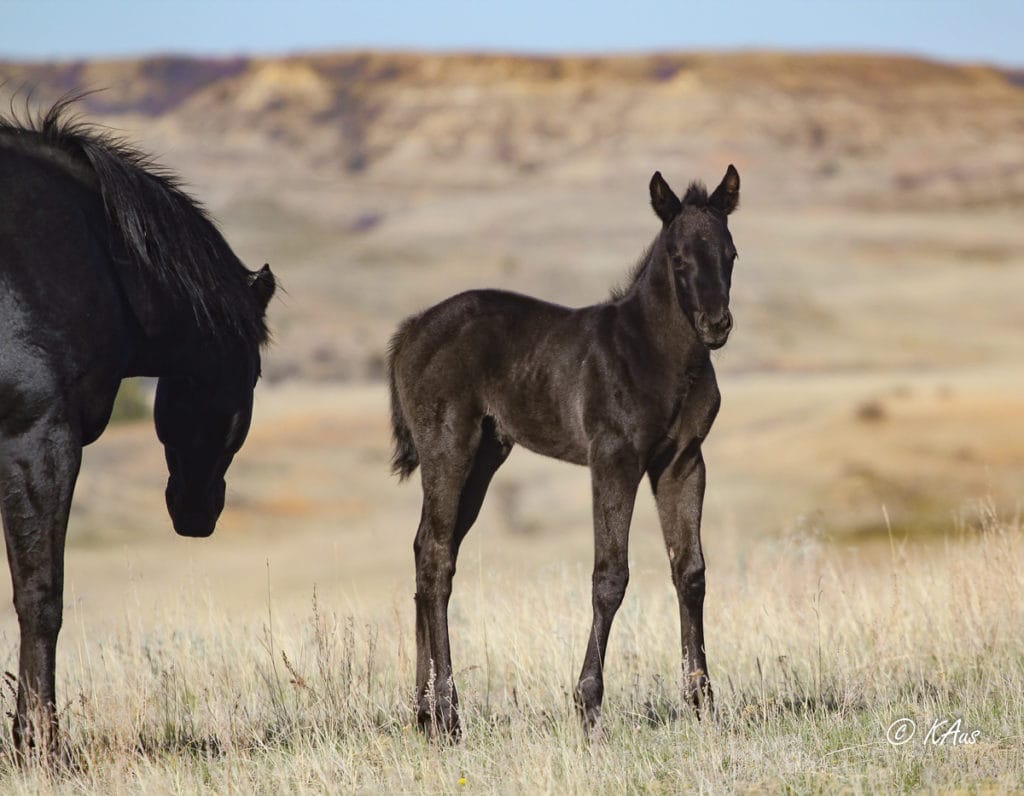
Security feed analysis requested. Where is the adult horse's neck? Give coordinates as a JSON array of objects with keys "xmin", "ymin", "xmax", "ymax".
[
  {"xmin": 125, "ymin": 311, "xmax": 234, "ymax": 380},
  {"xmin": 119, "ymin": 259, "xmax": 271, "ymax": 382}
]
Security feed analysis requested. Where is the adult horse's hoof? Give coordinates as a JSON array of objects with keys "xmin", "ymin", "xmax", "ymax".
[{"xmin": 12, "ymin": 717, "xmax": 68, "ymax": 768}]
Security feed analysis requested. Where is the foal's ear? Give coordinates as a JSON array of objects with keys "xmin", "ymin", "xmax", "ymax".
[
  {"xmin": 649, "ymin": 171, "xmax": 682, "ymax": 224},
  {"xmin": 709, "ymin": 164, "xmax": 740, "ymax": 216},
  {"xmin": 250, "ymin": 263, "xmax": 276, "ymax": 310}
]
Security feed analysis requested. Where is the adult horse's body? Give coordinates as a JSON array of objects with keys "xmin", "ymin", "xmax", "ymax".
[
  {"xmin": 389, "ymin": 166, "xmax": 740, "ymax": 738},
  {"xmin": 0, "ymin": 100, "xmax": 275, "ymax": 756}
]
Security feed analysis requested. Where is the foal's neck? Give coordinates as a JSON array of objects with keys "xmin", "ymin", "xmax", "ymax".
[{"xmin": 620, "ymin": 231, "xmax": 701, "ymax": 355}]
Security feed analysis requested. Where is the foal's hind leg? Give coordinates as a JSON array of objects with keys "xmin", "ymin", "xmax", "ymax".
[
  {"xmin": 450, "ymin": 418, "xmax": 512, "ymax": 559},
  {"xmin": 414, "ymin": 448, "xmax": 472, "ymax": 739},
  {"xmin": 414, "ymin": 417, "xmax": 510, "ymax": 739},
  {"xmin": 0, "ymin": 416, "xmax": 81, "ymax": 761},
  {"xmin": 648, "ymin": 440, "xmax": 713, "ymax": 717}
]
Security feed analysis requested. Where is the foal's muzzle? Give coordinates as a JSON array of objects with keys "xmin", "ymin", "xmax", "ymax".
[{"xmin": 695, "ymin": 309, "xmax": 733, "ymax": 350}]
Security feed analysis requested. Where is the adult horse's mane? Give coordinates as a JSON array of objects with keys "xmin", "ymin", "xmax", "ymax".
[
  {"xmin": 609, "ymin": 179, "xmax": 711, "ymax": 302},
  {"xmin": 0, "ymin": 95, "xmax": 269, "ymax": 345}
]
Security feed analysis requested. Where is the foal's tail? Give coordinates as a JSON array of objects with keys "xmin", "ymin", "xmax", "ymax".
[{"xmin": 386, "ymin": 318, "xmax": 420, "ymax": 480}]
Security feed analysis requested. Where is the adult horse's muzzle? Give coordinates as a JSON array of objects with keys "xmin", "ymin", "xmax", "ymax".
[
  {"xmin": 166, "ymin": 476, "xmax": 226, "ymax": 538},
  {"xmin": 695, "ymin": 309, "xmax": 733, "ymax": 350}
]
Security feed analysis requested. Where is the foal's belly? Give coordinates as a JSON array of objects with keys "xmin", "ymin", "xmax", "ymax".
[
  {"xmin": 489, "ymin": 405, "xmax": 590, "ymax": 467},
  {"xmin": 515, "ymin": 433, "xmax": 589, "ymax": 467}
]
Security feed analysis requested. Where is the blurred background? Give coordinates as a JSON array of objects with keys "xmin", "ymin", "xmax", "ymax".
[{"xmin": 1, "ymin": 0, "xmax": 1022, "ymax": 629}]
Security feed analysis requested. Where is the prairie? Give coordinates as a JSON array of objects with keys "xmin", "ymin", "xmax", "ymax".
[{"xmin": 0, "ymin": 476, "xmax": 1021, "ymax": 792}]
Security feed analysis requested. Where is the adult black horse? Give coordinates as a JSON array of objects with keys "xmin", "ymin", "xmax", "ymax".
[{"xmin": 0, "ymin": 99, "xmax": 275, "ymax": 757}]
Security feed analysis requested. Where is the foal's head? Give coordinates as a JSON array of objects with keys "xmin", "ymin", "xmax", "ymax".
[
  {"xmin": 649, "ymin": 165, "xmax": 740, "ymax": 349},
  {"xmin": 154, "ymin": 265, "xmax": 276, "ymax": 537}
]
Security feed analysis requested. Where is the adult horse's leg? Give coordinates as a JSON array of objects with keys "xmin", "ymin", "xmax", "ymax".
[
  {"xmin": 575, "ymin": 442, "xmax": 642, "ymax": 732},
  {"xmin": 0, "ymin": 417, "xmax": 81, "ymax": 759},
  {"xmin": 414, "ymin": 418, "xmax": 511, "ymax": 739},
  {"xmin": 648, "ymin": 440, "xmax": 713, "ymax": 716}
]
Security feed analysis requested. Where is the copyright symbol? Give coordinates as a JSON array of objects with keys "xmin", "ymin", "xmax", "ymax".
[{"xmin": 887, "ymin": 718, "xmax": 916, "ymax": 746}]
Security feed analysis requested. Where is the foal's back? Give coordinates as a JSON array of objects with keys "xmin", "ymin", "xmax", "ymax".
[{"xmin": 391, "ymin": 287, "xmax": 607, "ymax": 464}]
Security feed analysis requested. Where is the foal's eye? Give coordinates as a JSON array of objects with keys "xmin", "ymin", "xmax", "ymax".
[{"xmin": 671, "ymin": 254, "xmax": 684, "ymax": 267}]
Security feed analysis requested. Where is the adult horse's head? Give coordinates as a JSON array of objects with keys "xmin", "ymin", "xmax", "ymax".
[
  {"xmin": 154, "ymin": 265, "xmax": 276, "ymax": 537},
  {"xmin": 650, "ymin": 165, "xmax": 740, "ymax": 350}
]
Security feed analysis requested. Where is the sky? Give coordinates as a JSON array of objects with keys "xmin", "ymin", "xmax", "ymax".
[{"xmin": 2, "ymin": 0, "xmax": 1021, "ymax": 68}]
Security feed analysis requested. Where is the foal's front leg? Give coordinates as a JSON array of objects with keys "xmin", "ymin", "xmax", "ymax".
[
  {"xmin": 649, "ymin": 441, "xmax": 713, "ymax": 716},
  {"xmin": 575, "ymin": 444, "xmax": 642, "ymax": 732}
]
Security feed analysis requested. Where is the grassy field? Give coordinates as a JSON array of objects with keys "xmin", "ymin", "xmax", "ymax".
[
  {"xmin": 0, "ymin": 368, "xmax": 1022, "ymax": 792},
  {"xmin": 0, "ymin": 496, "xmax": 1020, "ymax": 792}
]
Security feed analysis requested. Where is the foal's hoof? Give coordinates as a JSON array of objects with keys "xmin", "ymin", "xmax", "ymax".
[
  {"xmin": 573, "ymin": 684, "xmax": 604, "ymax": 739},
  {"xmin": 687, "ymin": 673, "xmax": 715, "ymax": 721},
  {"xmin": 577, "ymin": 707, "xmax": 605, "ymax": 741},
  {"xmin": 416, "ymin": 703, "xmax": 462, "ymax": 742},
  {"xmin": 12, "ymin": 731, "xmax": 70, "ymax": 769}
]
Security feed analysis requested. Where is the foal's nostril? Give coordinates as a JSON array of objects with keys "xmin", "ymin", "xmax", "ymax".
[
  {"xmin": 694, "ymin": 310, "xmax": 732, "ymax": 346},
  {"xmin": 702, "ymin": 311, "xmax": 732, "ymax": 335}
]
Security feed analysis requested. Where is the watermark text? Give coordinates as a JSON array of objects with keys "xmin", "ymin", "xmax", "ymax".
[{"xmin": 886, "ymin": 717, "xmax": 981, "ymax": 747}]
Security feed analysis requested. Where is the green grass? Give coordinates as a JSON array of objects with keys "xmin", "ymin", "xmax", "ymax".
[{"xmin": 1, "ymin": 509, "xmax": 1022, "ymax": 792}]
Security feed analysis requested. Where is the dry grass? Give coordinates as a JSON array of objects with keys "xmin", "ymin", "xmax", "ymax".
[
  {"xmin": 0, "ymin": 504, "xmax": 1021, "ymax": 792},
  {"xmin": 1, "ymin": 374, "xmax": 1019, "ymax": 792}
]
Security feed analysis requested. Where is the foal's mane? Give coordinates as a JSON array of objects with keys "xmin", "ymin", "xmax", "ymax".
[
  {"xmin": 0, "ymin": 95, "xmax": 268, "ymax": 346},
  {"xmin": 610, "ymin": 179, "xmax": 709, "ymax": 301}
]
